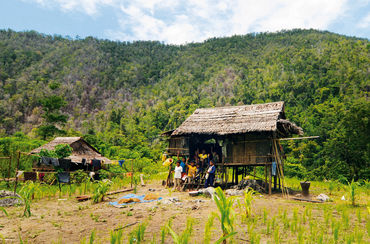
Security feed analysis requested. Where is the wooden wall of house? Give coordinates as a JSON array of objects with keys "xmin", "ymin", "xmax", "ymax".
[
  {"xmin": 224, "ymin": 134, "xmax": 272, "ymax": 165},
  {"xmin": 167, "ymin": 137, "xmax": 189, "ymax": 156}
]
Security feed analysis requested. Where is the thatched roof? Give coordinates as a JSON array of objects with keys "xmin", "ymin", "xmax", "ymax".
[
  {"xmin": 30, "ymin": 137, "xmax": 111, "ymax": 163},
  {"xmin": 170, "ymin": 101, "xmax": 303, "ymax": 136}
]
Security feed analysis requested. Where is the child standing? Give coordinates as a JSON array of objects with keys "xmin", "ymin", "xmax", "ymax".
[
  {"xmin": 204, "ymin": 160, "xmax": 216, "ymax": 188},
  {"xmin": 187, "ymin": 161, "xmax": 197, "ymax": 178},
  {"xmin": 174, "ymin": 160, "xmax": 182, "ymax": 191}
]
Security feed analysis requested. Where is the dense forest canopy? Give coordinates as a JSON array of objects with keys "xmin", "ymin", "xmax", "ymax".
[{"xmin": 0, "ymin": 29, "xmax": 368, "ymax": 181}]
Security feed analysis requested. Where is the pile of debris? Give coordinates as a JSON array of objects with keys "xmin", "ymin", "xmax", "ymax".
[
  {"xmin": 0, "ymin": 190, "xmax": 23, "ymax": 207},
  {"xmin": 232, "ymin": 179, "xmax": 267, "ymax": 193}
]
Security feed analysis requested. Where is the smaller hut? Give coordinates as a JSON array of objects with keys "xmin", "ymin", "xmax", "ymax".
[{"xmin": 31, "ymin": 137, "xmax": 111, "ymax": 164}]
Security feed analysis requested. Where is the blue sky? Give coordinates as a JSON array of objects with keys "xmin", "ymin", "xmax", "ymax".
[{"xmin": 0, "ymin": 0, "xmax": 369, "ymax": 44}]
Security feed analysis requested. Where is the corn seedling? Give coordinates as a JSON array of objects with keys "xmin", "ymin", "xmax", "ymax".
[
  {"xmin": 347, "ymin": 179, "xmax": 359, "ymax": 206},
  {"xmin": 0, "ymin": 206, "xmax": 8, "ymax": 216},
  {"xmin": 110, "ymin": 228, "xmax": 123, "ymax": 244},
  {"xmin": 341, "ymin": 209, "xmax": 350, "ymax": 229},
  {"xmin": 19, "ymin": 181, "xmax": 41, "ymax": 217},
  {"xmin": 297, "ymin": 225, "xmax": 304, "ymax": 244},
  {"xmin": 249, "ymin": 230, "xmax": 260, "ymax": 244},
  {"xmin": 266, "ymin": 219, "xmax": 271, "ymax": 235},
  {"xmin": 355, "ymin": 227, "xmax": 364, "ymax": 243},
  {"xmin": 317, "ymin": 230, "xmax": 324, "ymax": 244},
  {"xmin": 129, "ymin": 223, "xmax": 147, "ymax": 243},
  {"xmin": 356, "ymin": 208, "xmax": 362, "ymax": 224},
  {"xmin": 291, "ymin": 208, "xmax": 298, "ymax": 232},
  {"xmin": 80, "ymin": 229, "xmax": 95, "ymax": 244},
  {"xmin": 263, "ymin": 208, "xmax": 268, "ymax": 224},
  {"xmin": 92, "ymin": 180, "xmax": 112, "ymax": 203},
  {"xmin": 213, "ymin": 187, "xmax": 237, "ymax": 244},
  {"xmin": 332, "ymin": 220, "xmax": 340, "ymax": 243},
  {"xmin": 167, "ymin": 217, "xmax": 194, "ymax": 244},
  {"xmin": 271, "ymin": 216, "xmax": 276, "ymax": 231},
  {"xmin": 273, "ymin": 225, "xmax": 280, "ymax": 244},
  {"xmin": 328, "ymin": 180, "xmax": 336, "ymax": 195},
  {"xmin": 204, "ymin": 214, "xmax": 215, "ymax": 244},
  {"xmin": 243, "ymin": 187, "xmax": 255, "ymax": 218},
  {"xmin": 160, "ymin": 225, "xmax": 167, "ymax": 244}
]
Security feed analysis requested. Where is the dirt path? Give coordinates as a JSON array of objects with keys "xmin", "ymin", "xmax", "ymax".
[{"xmin": 1, "ymin": 182, "xmax": 368, "ymax": 243}]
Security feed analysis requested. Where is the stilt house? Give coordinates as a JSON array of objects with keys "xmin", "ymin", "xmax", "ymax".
[{"xmin": 163, "ymin": 101, "xmax": 303, "ymax": 193}]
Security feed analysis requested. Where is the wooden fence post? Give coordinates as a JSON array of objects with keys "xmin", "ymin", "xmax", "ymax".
[{"xmin": 14, "ymin": 151, "xmax": 21, "ymax": 193}]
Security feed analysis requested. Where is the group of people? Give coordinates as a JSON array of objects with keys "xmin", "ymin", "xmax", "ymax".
[{"xmin": 173, "ymin": 149, "xmax": 219, "ymax": 191}]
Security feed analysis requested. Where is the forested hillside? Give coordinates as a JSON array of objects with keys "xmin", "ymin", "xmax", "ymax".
[{"xmin": 0, "ymin": 29, "xmax": 368, "ymax": 181}]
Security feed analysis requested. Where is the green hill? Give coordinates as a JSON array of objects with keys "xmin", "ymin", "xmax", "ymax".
[{"xmin": 0, "ymin": 29, "xmax": 368, "ymax": 180}]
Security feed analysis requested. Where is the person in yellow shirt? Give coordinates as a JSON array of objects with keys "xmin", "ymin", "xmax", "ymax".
[{"xmin": 187, "ymin": 161, "xmax": 197, "ymax": 178}]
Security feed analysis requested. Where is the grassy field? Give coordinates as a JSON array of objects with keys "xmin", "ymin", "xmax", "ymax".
[{"xmin": 0, "ymin": 175, "xmax": 369, "ymax": 243}]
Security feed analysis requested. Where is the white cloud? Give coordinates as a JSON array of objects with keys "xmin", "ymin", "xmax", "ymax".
[
  {"xmin": 27, "ymin": 0, "xmax": 352, "ymax": 44},
  {"xmin": 357, "ymin": 13, "xmax": 370, "ymax": 28}
]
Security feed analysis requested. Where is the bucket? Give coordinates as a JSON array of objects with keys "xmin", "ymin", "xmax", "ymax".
[{"xmin": 300, "ymin": 181, "xmax": 311, "ymax": 197}]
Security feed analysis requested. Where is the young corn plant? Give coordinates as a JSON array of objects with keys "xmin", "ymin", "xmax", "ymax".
[
  {"xmin": 204, "ymin": 214, "xmax": 215, "ymax": 244},
  {"xmin": 110, "ymin": 228, "xmax": 123, "ymax": 244},
  {"xmin": 80, "ymin": 229, "xmax": 95, "ymax": 244},
  {"xmin": 243, "ymin": 187, "xmax": 255, "ymax": 218},
  {"xmin": 92, "ymin": 180, "xmax": 112, "ymax": 203},
  {"xmin": 332, "ymin": 220, "xmax": 340, "ymax": 243},
  {"xmin": 341, "ymin": 209, "xmax": 350, "ymax": 229},
  {"xmin": 213, "ymin": 187, "xmax": 237, "ymax": 244},
  {"xmin": 328, "ymin": 180, "xmax": 336, "ymax": 195},
  {"xmin": 348, "ymin": 179, "xmax": 359, "ymax": 206},
  {"xmin": 19, "ymin": 181, "xmax": 42, "ymax": 217},
  {"xmin": 263, "ymin": 208, "xmax": 268, "ymax": 224},
  {"xmin": 167, "ymin": 217, "xmax": 194, "ymax": 244},
  {"xmin": 273, "ymin": 225, "xmax": 280, "ymax": 244},
  {"xmin": 128, "ymin": 223, "xmax": 147, "ymax": 243}
]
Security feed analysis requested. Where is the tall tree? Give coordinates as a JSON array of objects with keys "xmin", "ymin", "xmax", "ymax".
[{"xmin": 37, "ymin": 82, "xmax": 68, "ymax": 139}]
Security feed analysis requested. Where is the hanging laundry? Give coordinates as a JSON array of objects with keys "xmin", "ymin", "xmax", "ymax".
[
  {"xmin": 59, "ymin": 159, "xmax": 71, "ymax": 171},
  {"xmin": 92, "ymin": 159, "xmax": 101, "ymax": 171},
  {"xmin": 118, "ymin": 160, "xmax": 125, "ymax": 167},
  {"xmin": 272, "ymin": 161, "xmax": 277, "ymax": 176},
  {"xmin": 57, "ymin": 172, "xmax": 70, "ymax": 183},
  {"xmin": 50, "ymin": 158, "xmax": 59, "ymax": 167},
  {"xmin": 41, "ymin": 156, "xmax": 52, "ymax": 165}
]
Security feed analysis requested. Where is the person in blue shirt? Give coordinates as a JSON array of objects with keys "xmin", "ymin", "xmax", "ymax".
[
  {"xmin": 204, "ymin": 160, "xmax": 216, "ymax": 188},
  {"xmin": 180, "ymin": 156, "xmax": 187, "ymax": 178}
]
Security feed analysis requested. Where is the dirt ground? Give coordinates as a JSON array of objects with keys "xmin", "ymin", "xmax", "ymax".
[{"xmin": 1, "ymin": 181, "xmax": 369, "ymax": 243}]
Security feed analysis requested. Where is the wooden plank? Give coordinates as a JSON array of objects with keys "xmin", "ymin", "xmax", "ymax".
[
  {"xmin": 140, "ymin": 174, "xmax": 145, "ymax": 186},
  {"xmin": 268, "ymin": 165, "xmax": 272, "ymax": 195},
  {"xmin": 291, "ymin": 197, "xmax": 323, "ymax": 203},
  {"xmin": 278, "ymin": 136, "xmax": 319, "ymax": 141},
  {"xmin": 76, "ymin": 188, "xmax": 134, "ymax": 201}
]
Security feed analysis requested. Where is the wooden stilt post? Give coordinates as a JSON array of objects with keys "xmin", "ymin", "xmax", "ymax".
[
  {"xmin": 235, "ymin": 167, "xmax": 238, "ymax": 185},
  {"xmin": 264, "ymin": 165, "xmax": 268, "ymax": 192},
  {"xmin": 274, "ymin": 174, "xmax": 277, "ymax": 190},
  {"xmin": 7, "ymin": 155, "xmax": 12, "ymax": 187},
  {"xmin": 268, "ymin": 164, "xmax": 272, "ymax": 195},
  {"xmin": 253, "ymin": 166, "xmax": 256, "ymax": 179},
  {"xmin": 131, "ymin": 159, "xmax": 134, "ymax": 188},
  {"xmin": 14, "ymin": 151, "xmax": 21, "ymax": 193},
  {"xmin": 232, "ymin": 167, "xmax": 235, "ymax": 184}
]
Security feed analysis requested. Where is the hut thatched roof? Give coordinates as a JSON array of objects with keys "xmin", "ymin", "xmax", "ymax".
[
  {"xmin": 30, "ymin": 137, "xmax": 111, "ymax": 163},
  {"xmin": 170, "ymin": 101, "xmax": 303, "ymax": 136}
]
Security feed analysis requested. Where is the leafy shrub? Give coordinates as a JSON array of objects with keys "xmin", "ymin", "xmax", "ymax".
[
  {"xmin": 284, "ymin": 157, "xmax": 307, "ymax": 179},
  {"xmin": 71, "ymin": 170, "xmax": 88, "ymax": 184},
  {"xmin": 39, "ymin": 144, "xmax": 72, "ymax": 159}
]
